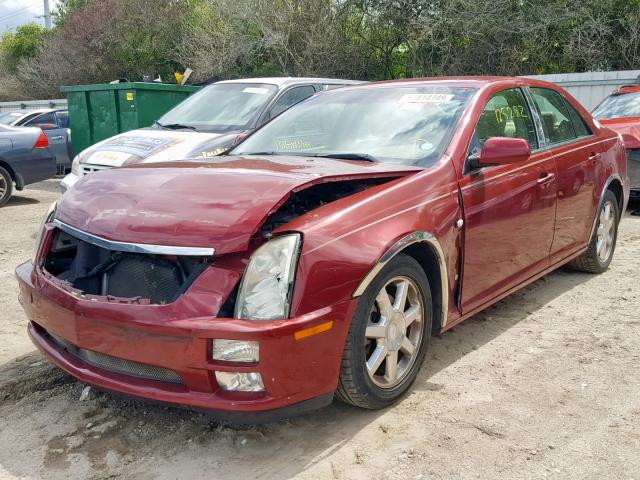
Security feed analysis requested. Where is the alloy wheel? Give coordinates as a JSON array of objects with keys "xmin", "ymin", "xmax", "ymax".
[
  {"xmin": 596, "ymin": 200, "xmax": 615, "ymax": 263},
  {"xmin": 0, "ymin": 174, "xmax": 6, "ymax": 199},
  {"xmin": 364, "ymin": 275, "xmax": 425, "ymax": 389}
]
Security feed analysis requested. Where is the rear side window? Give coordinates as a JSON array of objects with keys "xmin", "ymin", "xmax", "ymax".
[
  {"xmin": 563, "ymin": 101, "xmax": 592, "ymax": 138},
  {"xmin": 530, "ymin": 88, "xmax": 576, "ymax": 144},
  {"xmin": 268, "ymin": 85, "xmax": 316, "ymax": 120},
  {"xmin": 25, "ymin": 112, "xmax": 58, "ymax": 129},
  {"xmin": 469, "ymin": 88, "xmax": 538, "ymax": 154},
  {"xmin": 57, "ymin": 111, "xmax": 69, "ymax": 128}
]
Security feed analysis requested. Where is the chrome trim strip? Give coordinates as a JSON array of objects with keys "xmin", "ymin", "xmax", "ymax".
[
  {"xmin": 588, "ymin": 173, "xmax": 623, "ymax": 242},
  {"xmin": 53, "ymin": 220, "xmax": 215, "ymax": 256},
  {"xmin": 353, "ymin": 231, "xmax": 450, "ymax": 328}
]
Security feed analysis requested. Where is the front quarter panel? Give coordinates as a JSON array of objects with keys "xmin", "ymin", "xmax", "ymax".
[{"xmin": 285, "ymin": 158, "xmax": 462, "ymax": 324}]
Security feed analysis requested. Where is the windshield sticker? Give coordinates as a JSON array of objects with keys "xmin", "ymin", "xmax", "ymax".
[
  {"xmin": 494, "ymin": 106, "xmax": 527, "ymax": 123},
  {"xmin": 400, "ymin": 93, "xmax": 454, "ymax": 105},
  {"xmin": 198, "ymin": 148, "xmax": 227, "ymax": 158},
  {"xmin": 95, "ymin": 136, "xmax": 177, "ymax": 157},
  {"xmin": 243, "ymin": 87, "xmax": 270, "ymax": 95}
]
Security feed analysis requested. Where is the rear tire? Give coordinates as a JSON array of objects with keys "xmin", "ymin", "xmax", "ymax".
[
  {"xmin": 0, "ymin": 166, "xmax": 13, "ymax": 207},
  {"xmin": 336, "ymin": 254, "xmax": 432, "ymax": 409},
  {"xmin": 569, "ymin": 190, "xmax": 619, "ymax": 273}
]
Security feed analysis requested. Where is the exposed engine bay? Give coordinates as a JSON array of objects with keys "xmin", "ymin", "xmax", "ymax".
[
  {"xmin": 261, "ymin": 178, "xmax": 395, "ymax": 233},
  {"xmin": 43, "ymin": 229, "xmax": 211, "ymax": 304}
]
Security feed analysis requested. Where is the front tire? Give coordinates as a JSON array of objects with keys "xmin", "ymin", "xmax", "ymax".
[
  {"xmin": 0, "ymin": 166, "xmax": 13, "ymax": 207},
  {"xmin": 336, "ymin": 254, "xmax": 432, "ymax": 409},
  {"xmin": 569, "ymin": 190, "xmax": 619, "ymax": 273}
]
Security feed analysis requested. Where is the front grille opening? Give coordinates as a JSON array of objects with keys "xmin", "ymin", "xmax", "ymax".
[
  {"xmin": 43, "ymin": 328, "xmax": 183, "ymax": 384},
  {"xmin": 44, "ymin": 229, "xmax": 210, "ymax": 304}
]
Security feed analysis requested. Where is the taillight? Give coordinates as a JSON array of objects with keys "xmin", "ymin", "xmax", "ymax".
[{"xmin": 33, "ymin": 130, "xmax": 49, "ymax": 149}]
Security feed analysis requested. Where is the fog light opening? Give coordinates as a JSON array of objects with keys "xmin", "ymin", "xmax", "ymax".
[
  {"xmin": 211, "ymin": 339, "xmax": 259, "ymax": 363},
  {"xmin": 215, "ymin": 371, "xmax": 264, "ymax": 392}
]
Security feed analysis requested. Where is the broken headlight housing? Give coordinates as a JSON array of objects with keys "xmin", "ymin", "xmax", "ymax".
[
  {"xmin": 234, "ymin": 234, "xmax": 301, "ymax": 320},
  {"xmin": 33, "ymin": 201, "xmax": 56, "ymax": 262}
]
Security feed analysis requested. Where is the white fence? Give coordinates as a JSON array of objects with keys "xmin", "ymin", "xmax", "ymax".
[
  {"xmin": 524, "ymin": 70, "xmax": 640, "ymax": 111},
  {"xmin": 0, "ymin": 98, "xmax": 67, "ymax": 113}
]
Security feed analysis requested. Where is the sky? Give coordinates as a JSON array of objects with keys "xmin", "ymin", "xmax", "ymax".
[{"xmin": 0, "ymin": 0, "xmax": 60, "ymax": 35}]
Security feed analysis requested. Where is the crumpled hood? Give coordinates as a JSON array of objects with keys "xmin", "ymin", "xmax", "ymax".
[
  {"xmin": 56, "ymin": 156, "xmax": 421, "ymax": 255},
  {"xmin": 599, "ymin": 118, "xmax": 640, "ymax": 149},
  {"xmin": 77, "ymin": 128, "xmax": 234, "ymax": 167}
]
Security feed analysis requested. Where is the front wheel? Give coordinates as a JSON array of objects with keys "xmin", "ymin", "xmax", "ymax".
[
  {"xmin": 336, "ymin": 254, "xmax": 432, "ymax": 409},
  {"xmin": 569, "ymin": 190, "xmax": 619, "ymax": 273}
]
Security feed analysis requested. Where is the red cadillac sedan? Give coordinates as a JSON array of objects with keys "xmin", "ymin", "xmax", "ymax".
[{"xmin": 17, "ymin": 77, "xmax": 630, "ymax": 421}]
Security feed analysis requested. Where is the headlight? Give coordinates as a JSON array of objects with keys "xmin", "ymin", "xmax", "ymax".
[
  {"xmin": 234, "ymin": 234, "xmax": 301, "ymax": 320},
  {"xmin": 34, "ymin": 201, "xmax": 56, "ymax": 261},
  {"xmin": 70, "ymin": 156, "xmax": 80, "ymax": 176}
]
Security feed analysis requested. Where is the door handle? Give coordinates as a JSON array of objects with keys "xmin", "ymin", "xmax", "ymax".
[
  {"xmin": 537, "ymin": 172, "xmax": 555, "ymax": 184},
  {"xmin": 587, "ymin": 152, "xmax": 600, "ymax": 165},
  {"xmin": 51, "ymin": 135, "xmax": 64, "ymax": 141}
]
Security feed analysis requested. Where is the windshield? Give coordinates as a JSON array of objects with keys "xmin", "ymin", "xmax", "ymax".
[
  {"xmin": 593, "ymin": 91, "xmax": 640, "ymax": 119},
  {"xmin": 157, "ymin": 83, "xmax": 278, "ymax": 132},
  {"xmin": 0, "ymin": 112, "xmax": 23, "ymax": 125},
  {"xmin": 232, "ymin": 85, "xmax": 475, "ymax": 166}
]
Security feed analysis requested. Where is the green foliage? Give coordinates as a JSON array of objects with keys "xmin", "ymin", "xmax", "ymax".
[
  {"xmin": 2, "ymin": 0, "xmax": 640, "ymax": 100},
  {"xmin": 0, "ymin": 23, "xmax": 46, "ymax": 72}
]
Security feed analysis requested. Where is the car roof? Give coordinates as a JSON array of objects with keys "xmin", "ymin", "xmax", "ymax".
[
  {"xmin": 329, "ymin": 76, "xmax": 563, "ymax": 92},
  {"xmin": 612, "ymin": 85, "xmax": 640, "ymax": 95},
  {"xmin": 218, "ymin": 77, "xmax": 364, "ymax": 87}
]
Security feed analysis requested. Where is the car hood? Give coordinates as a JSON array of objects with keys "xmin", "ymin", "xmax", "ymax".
[
  {"xmin": 599, "ymin": 117, "xmax": 640, "ymax": 149},
  {"xmin": 56, "ymin": 155, "xmax": 421, "ymax": 255},
  {"xmin": 77, "ymin": 129, "xmax": 238, "ymax": 167}
]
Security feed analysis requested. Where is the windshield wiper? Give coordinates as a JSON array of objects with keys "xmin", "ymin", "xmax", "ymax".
[
  {"xmin": 310, "ymin": 153, "xmax": 378, "ymax": 162},
  {"xmin": 154, "ymin": 121, "xmax": 196, "ymax": 131}
]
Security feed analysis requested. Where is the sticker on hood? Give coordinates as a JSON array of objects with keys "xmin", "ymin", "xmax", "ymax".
[{"xmin": 95, "ymin": 135, "xmax": 179, "ymax": 158}]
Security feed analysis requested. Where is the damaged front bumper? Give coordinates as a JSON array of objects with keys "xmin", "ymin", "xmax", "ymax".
[{"xmin": 16, "ymin": 260, "xmax": 356, "ymax": 421}]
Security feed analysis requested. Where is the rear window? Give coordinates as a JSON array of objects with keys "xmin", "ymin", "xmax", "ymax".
[{"xmin": 593, "ymin": 91, "xmax": 640, "ymax": 119}]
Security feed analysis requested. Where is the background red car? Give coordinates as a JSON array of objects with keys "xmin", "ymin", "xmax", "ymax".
[
  {"xmin": 592, "ymin": 82, "xmax": 640, "ymax": 201},
  {"xmin": 17, "ymin": 77, "xmax": 629, "ymax": 422}
]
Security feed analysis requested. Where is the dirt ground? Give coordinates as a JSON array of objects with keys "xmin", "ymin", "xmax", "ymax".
[{"xmin": 1, "ymin": 180, "xmax": 639, "ymax": 480}]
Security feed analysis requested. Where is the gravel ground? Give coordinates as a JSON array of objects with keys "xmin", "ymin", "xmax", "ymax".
[{"xmin": 0, "ymin": 180, "xmax": 639, "ymax": 480}]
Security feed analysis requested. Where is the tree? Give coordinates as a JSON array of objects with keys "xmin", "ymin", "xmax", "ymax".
[{"xmin": 0, "ymin": 24, "xmax": 46, "ymax": 72}]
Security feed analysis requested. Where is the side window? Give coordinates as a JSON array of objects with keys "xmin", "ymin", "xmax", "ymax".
[
  {"xmin": 530, "ymin": 88, "xmax": 576, "ymax": 145},
  {"xmin": 25, "ymin": 112, "xmax": 58, "ymax": 129},
  {"xmin": 469, "ymin": 88, "xmax": 538, "ymax": 155},
  {"xmin": 56, "ymin": 111, "xmax": 69, "ymax": 128},
  {"xmin": 268, "ymin": 86, "xmax": 316, "ymax": 120},
  {"xmin": 563, "ymin": 100, "xmax": 592, "ymax": 138}
]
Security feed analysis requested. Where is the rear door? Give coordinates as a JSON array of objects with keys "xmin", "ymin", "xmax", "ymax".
[
  {"xmin": 459, "ymin": 87, "xmax": 557, "ymax": 312},
  {"xmin": 528, "ymin": 87, "xmax": 599, "ymax": 262}
]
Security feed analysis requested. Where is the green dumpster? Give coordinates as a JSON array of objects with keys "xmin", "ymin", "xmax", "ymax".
[{"xmin": 60, "ymin": 82, "xmax": 201, "ymax": 154}]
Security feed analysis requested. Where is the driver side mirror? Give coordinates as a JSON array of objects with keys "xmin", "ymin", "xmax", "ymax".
[{"xmin": 469, "ymin": 137, "xmax": 531, "ymax": 169}]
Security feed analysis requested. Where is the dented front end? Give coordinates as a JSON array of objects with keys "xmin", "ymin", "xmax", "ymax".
[{"xmin": 17, "ymin": 155, "xmax": 421, "ymax": 415}]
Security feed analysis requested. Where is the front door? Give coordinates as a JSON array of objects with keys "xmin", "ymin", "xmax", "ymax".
[{"xmin": 459, "ymin": 87, "xmax": 557, "ymax": 313}]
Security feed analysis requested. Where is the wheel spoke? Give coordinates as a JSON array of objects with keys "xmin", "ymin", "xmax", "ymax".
[
  {"xmin": 365, "ymin": 324, "xmax": 387, "ymax": 339},
  {"xmin": 400, "ymin": 337, "xmax": 415, "ymax": 356},
  {"xmin": 367, "ymin": 344, "xmax": 387, "ymax": 375},
  {"xmin": 376, "ymin": 289, "xmax": 394, "ymax": 319},
  {"xmin": 598, "ymin": 238, "xmax": 607, "ymax": 259},
  {"xmin": 393, "ymin": 279, "xmax": 409, "ymax": 312},
  {"xmin": 385, "ymin": 350, "xmax": 398, "ymax": 383},
  {"xmin": 404, "ymin": 305, "xmax": 421, "ymax": 326}
]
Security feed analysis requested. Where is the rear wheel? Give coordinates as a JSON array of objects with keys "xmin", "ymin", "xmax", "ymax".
[
  {"xmin": 569, "ymin": 190, "xmax": 619, "ymax": 273},
  {"xmin": 0, "ymin": 166, "xmax": 13, "ymax": 207},
  {"xmin": 336, "ymin": 254, "xmax": 432, "ymax": 409}
]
